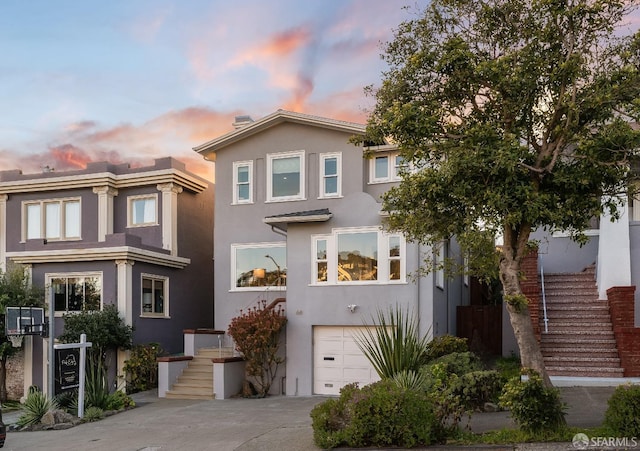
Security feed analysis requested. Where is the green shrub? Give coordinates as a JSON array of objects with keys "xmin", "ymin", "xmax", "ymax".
[
  {"xmin": 424, "ymin": 335, "xmax": 468, "ymax": 362},
  {"xmin": 499, "ymin": 372, "xmax": 566, "ymax": 433},
  {"xmin": 494, "ymin": 354, "xmax": 522, "ymax": 385},
  {"xmin": 17, "ymin": 390, "xmax": 59, "ymax": 427},
  {"xmin": 310, "ymin": 380, "xmax": 442, "ymax": 449},
  {"xmin": 428, "ymin": 351, "xmax": 483, "ymax": 376},
  {"xmin": 83, "ymin": 406, "xmax": 105, "ymax": 422},
  {"xmin": 603, "ymin": 384, "xmax": 640, "ymax": 437},
  {"xmin": 105, "ymin": 390, "xmax": 135, "ymax": 411},
  {"xmin": 449, "ymin": 370, "xmax": 502, "ymax": 411},
  {"xmin": 123, "ymin": 343, "xmax": 162, "ymax": 393},
  {"xmin": 54, "ymin": 390, "xmax": 77, "ymax": 412}
]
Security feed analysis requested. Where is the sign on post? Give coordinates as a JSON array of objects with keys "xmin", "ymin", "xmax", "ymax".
[
  {"xmin": 54, "ymin": 334, "xmax": 92, "ymax": 418},
  {"xmin": 55, "ymin": 348, "xmax": 80, "ymax": 394}
]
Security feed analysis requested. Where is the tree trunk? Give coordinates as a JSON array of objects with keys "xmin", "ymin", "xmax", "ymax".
[
  {"xmin": 0, "ymin": 355, "xmax": 8, "ymax": 403},
  {"xmin": 500, "ymin": 252, "xmax": 552, "ymax": 387}
]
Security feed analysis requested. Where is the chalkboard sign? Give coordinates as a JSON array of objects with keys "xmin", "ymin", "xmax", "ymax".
[{"xmin": 55, "ymin": 348, "xmax": 80, "ymax": 394}]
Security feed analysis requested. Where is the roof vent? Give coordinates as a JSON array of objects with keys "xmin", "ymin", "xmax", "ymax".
[{"xmin": 233, "ymin": 115, "xmax": 254, "ymax": 129}]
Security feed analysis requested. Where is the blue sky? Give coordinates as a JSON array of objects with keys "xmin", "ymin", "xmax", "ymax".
[{"xmin": 0, "ymin": 1, "xmax": 420, "ymax": 179}]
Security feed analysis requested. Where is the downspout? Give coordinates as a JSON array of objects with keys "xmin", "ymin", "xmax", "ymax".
[{"xmin": 270, "ymin": 225, "xmax": 287, "ymax": 237}]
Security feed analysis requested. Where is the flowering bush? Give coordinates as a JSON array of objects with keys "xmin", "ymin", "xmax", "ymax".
[{"xmin": 228, "ymin": 300, "xmax": 287, "ymax": 397}]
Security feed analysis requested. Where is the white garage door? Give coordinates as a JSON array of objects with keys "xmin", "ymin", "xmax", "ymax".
[{"xmin": 313, "ymin": 326, "xmax": 381, "ymax": 395}]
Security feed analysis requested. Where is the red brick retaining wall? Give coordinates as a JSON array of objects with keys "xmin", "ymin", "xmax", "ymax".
[{"xmin": 607, "ymin": 286, "xmax": 640, "ymax": 377}]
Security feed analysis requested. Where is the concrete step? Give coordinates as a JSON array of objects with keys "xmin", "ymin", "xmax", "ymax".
[
  {"xmin": 541, "ymin": 347, "xmax": 619, "ymax": 358},
  {"xmin": 542, "ymin": 323, "xmax": 613, "ymax": 332},
  {"xmin": 195, "ymin": 347, "xmax": 235, "ymax": 358},
  {"xmin": 165, "ymin": 391, "xmax": 215, "ymax": 400},
  {"xmin": 542, "ymin": 295, "xmax": 603, "ymax": 302},
  {"xmin": 172, "ymin": 380, "xmax": 213, "ymax": 390},
  {"xmin": 543, "ymin": 356, "xmax": 621, "ymax": 367},
  {"xmin": 546, "ymin": 366, "xmax": 624, "ymax": 378},
  {"xmin": 542, "ymin": 330, "xmax": 615, "ymax": 338},
  {"xmin": 544, "ymin": 304, "xmax": 610, "ymax": 312},
  {"xmin": 541, "ymin": 336, "xmax": 617, "ymax": 347}
]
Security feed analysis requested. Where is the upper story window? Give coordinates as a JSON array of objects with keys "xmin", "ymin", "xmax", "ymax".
[
  {"xmin": 48, "ymin": 273, "xmax": 102, "ymax": 314},
  {"xmin": 312, "ymin": 227, "xmax": 406, "ymax": 285},
  {"xmin": 233, "ymin": 161, "xmax": 253, "ymax": 204},
  {"xmin": 267, "ymin": 150, "xmax": 305, "ymax": 202},
  {"xmin": 141, "ymin": 274, "xmax": 169, "ymax": 318},
  {"xmin": 23, "ymin": 198, "xmax": 81, "ymax": 241},
  {"xmin": 128, "ymin": 194, "xmax": 158, "ymax": 227},
  {"xmin": 370, "ymin": 153, "xmax": 406, "ymax": 184},
  {"xmin": 319, "ymin": 152, "xmax": 342, "ymax": 198},
  {"xmin": 232, "ymin": 242, "xmax": 286, "ymax": 291}
]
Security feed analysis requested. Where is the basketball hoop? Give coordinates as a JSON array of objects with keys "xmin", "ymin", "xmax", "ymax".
[{"xmin": 8, "ymin": 335, "xmax": 23, "ymax": 348}]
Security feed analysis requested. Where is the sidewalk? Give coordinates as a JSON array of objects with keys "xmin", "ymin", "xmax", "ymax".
[{"xmin": 0, "ymin": 386, "xmax": 618, "ymax": 451}]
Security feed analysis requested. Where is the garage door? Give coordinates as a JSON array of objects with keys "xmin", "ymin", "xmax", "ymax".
[{"xmin": 313, "ymin": 326, "xmax": 380, "ymax": 395}]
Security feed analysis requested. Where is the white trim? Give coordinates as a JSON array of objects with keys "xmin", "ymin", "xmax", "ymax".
[
  {"xmin": 319, "ymin": 152, "xmax": 342, "ymax": 199},
  {"xmin": 551, "ymin": 229, "xmax": 600, "ymax": 238},
  {"xmin": 231, "ymin": 242, "xmax": 286, "ymax": 291},
  {"xmin": 92, "ymin": 186, "xmax": 118, "ymax": 242},
  {"xmin": 140, "ymin": 273, "xmax": 169, "ymax": 318},
  {"xmin": 127, "ymin": 193, "xmax": 159, "ymax": 228},
  {"xmin": 7, "ymin": 246, "xmax": 190, "ymax": 268},
  {"xmin": 232, "ymin": 161, "xmax": 254, "ymax": 204},
  {"xmin": 0, "ymin": 194, "xmax": 6, "ymax": 271},
  {"xmin": 368, "ymin": 152, "xmax": 405, "ymax": 184},
  {"xmin": 266, "ymin": 150, "xmax": 306, "ymax": 202},
  {"xmin": 435, "ymin": 242, "xmax": 445, "ymax": 289}
]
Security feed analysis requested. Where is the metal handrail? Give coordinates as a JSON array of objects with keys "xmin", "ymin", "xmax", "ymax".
[{"xmin": 540, "ymin": 265, "xmax": 549, "ymax": 333}]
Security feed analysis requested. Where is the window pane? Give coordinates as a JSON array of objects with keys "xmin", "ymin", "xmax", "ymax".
[
  {"xmin": 84, "ymin": 277, "xmax": 101, "ymax": 311},
  {"xmin": 154, "ymin": 280, "xmax": 164, "ymax": 313},
  {"xmin": 324, "ymin": 176, "xmax": 337, "ymax": 195},
  {"xmin": 389, "ymin": 236, "xmax": 400, "ymax": 257},
  {"xmin": 52, "ymin": 278, "xmax": 67, "ymax": 311},
  {"xmin": 272, "ymin": 157, "xmax": 300, "ymax": 197},
  {"xmin": 235, "ymin": 246, "xmax": 286, "ymax": 288},
  {"xmin": 375, "ymin": 156, "xmax": 388, "ymax": 179},
  {"xmin": 390, "ymin": 260, "xmax": 401, "ymax": 280},
  {"xmin": 237, "ymin": 165, "xmax": 249, "ymax": 183},
  {"xmin": 65, "ymin": 201, "xmax": 80, "ymax": 238},
  {"xmin": 45, "ymin": 203, "xmax": 60, "ymax": 239},
  {"xmin": 67, "ymin": 277, "xmax": 83, "ymax": 311},
  {"xmin": 324, "ymin": 157, "xmax": 337, "ymax": 176},
  {"xmin": 316, "ymin": 239, "xmax": 327, "ymax": 260},
  {"xmin": 27, "ymin": 204, "xmax": 41, "ymax": 239},
  {"xmin": 133, "ymin": 198, "xmax": 155, "ymax": 224},
  {"xmin": 337, "ymin": 232, "xmax": 378, "ymax": 281},
  {"xmin": 317, "ymin": 262, "xmax": 327, "ymax": 282},
  {"xmin": 142, "ymin": 279, "xmax": 153, "ymax": 312},
  {"xmin": 238, "ymin": 184, "xmax": 249, "ymax": 201}
]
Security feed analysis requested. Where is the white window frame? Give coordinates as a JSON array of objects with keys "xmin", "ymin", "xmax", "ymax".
[
  {"xmin": 233, "ymin": 160, "xmax": 253, "ymax": 204},
  {"xmin": 311, "ymin": 227, "xmax": 406, "ymax": 285},
  {"xmin": 231, "ymin": 242, "xmax": 287, "ymax": 291},
  {"xmin": 319, "ymin": 152, "xmax": 342, "ymax": 199},
  {"xmin": 369, "ymin": 152, "xmax": 405, "ymax": 184},
  {"xmin": 140, "ymin": 273, "xmax": 169, "ymax": 318},
  {"xmin": 266, "ymin": 150, "xmax": 305, "ymax": 202},
  {"xmin": 46, "ymin": 271, "xmax": 103, "ymax": 316},
  {"xmin": 22, "ymin": 197, "xmax": 81, "ymax": 242},
  {"xmin": 127, "ymin": 194, "xmax": 158, "ymax": 227}
]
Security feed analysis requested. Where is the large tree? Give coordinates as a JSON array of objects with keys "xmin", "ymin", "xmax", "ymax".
[{"xmin": 362, "ymin": 0, "xmax": 640, "ymax": 385}]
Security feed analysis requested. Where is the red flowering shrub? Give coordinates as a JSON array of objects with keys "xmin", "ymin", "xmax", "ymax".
[{"xmin": 228, "ymin": 300, "xmax": 287, "ymax": 397}]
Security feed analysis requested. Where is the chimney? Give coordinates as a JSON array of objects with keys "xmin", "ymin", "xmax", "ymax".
[{"xmin": 233, "ymin": 115, "xmax": 254, "ymax": 129}]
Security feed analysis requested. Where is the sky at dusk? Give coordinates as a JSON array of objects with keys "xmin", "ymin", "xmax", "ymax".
[
  {"xmin": 2, "ymin": 1, "xmax": 640, "ymax": 182},
  {"xmin": 0, "ymin": 0, "xmax": 424, "ymax": 180}
]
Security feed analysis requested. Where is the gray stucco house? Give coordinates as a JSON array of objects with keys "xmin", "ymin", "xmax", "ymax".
[
  {"xmin": 194, "ymin": 110, "xmax": 468, "ymax": 396},
  {"xmin": 0, "ymin": 157, "xmax": 214, "ymax": 397}
]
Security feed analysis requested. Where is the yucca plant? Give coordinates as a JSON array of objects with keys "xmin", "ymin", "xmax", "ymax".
[
  {"xmin": 82, "ymin": 406, "xmax": 105, "ymax": 422},
  {"xmin": 392, "ymin": 369, "xmax": 429, "ymax": 391},
  {"xmin": 354, "ymin": 305, "xmax": 430, "ymax": 379},
  {"xmin": 17, "ymin": 390, "xmax": 59, "ymax": 427},
  {"xmin": 85, "ymin": 357, "xmax": 110, "ymax": 410}
]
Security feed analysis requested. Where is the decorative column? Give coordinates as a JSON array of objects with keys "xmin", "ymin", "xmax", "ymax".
[
  {"xmin": 597, "ymin": 195, "xmax": 631, "ymax": 300},
  {"xmin": 0, "ymin": 194, "xmax": 7, "ymax": 272},
  {"xmin": 157, "ymin": 183, "xmax": 183, "ymax": 256},
  {"xmin": 92, "ymin": 186, "xmax": 118, "ymax": 242},
  {"xmin": 115, "ymin": 259, "xmax": 134, "ymax": 384}
]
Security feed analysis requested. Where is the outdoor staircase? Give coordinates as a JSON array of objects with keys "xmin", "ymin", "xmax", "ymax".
[
  {"xmin": 164, "ymin": 347, "xmax": 235, "ymax": 400},
  {"xmin": 539, "ymin": 266, "xmax": 624, "ymax": 378}
]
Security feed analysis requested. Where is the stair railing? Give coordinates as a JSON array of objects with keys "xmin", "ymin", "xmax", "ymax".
[{"xmin": 540, "ymin": 265, "xmax": 549, "ymax": 333}]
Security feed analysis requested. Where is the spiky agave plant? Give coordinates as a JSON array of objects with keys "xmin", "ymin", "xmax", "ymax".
[
  {"xmin": 354, "ymin": 305, "xmax": 430, "ymax": 379},
  {"xmin": 17, "ymin": 390, "xmax": 59, "ymax": 427}
]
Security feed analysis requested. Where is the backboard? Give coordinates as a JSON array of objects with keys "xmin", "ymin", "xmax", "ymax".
[{"xmin": 5, "ymin": 306, "xmax": 45, "ymax": 336}]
